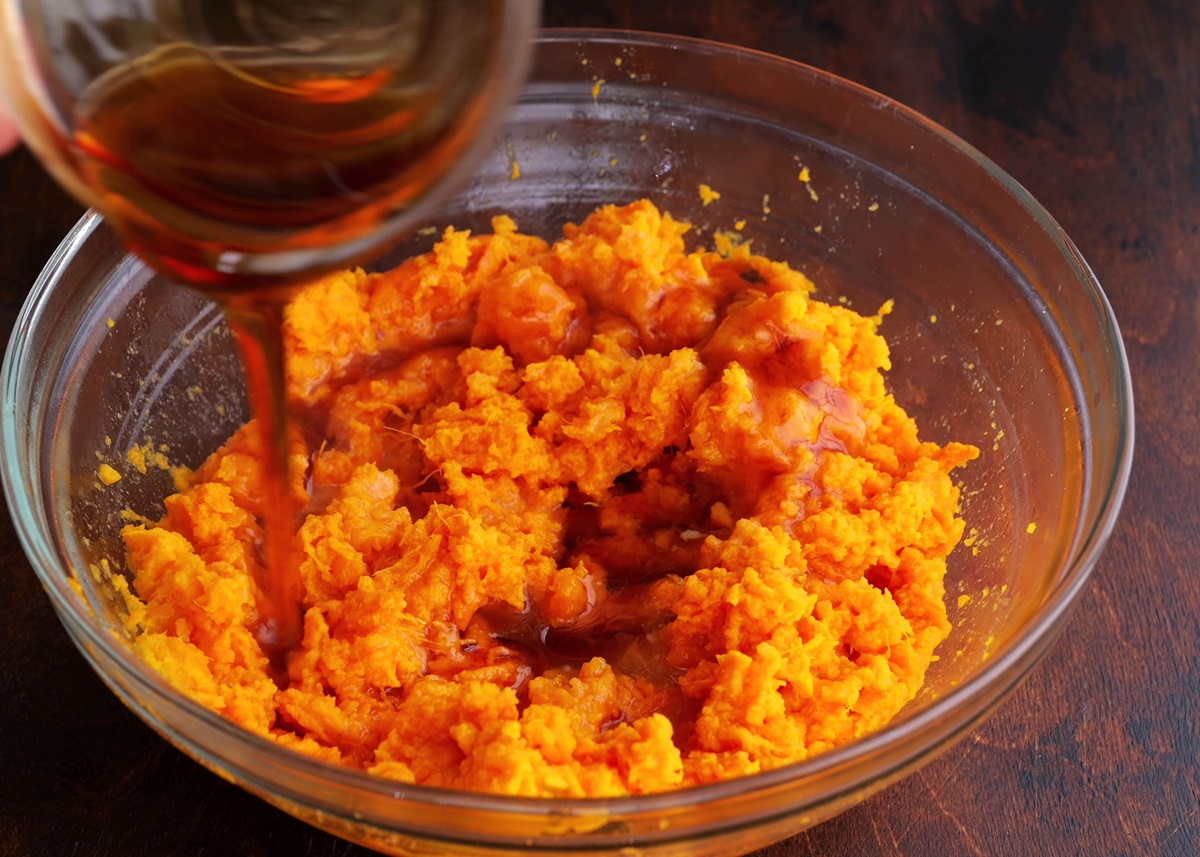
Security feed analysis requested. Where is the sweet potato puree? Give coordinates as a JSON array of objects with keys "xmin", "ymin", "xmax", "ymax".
[{"xmin": 118, "ymin": 200, "xmax": 978, "ymax": 796}]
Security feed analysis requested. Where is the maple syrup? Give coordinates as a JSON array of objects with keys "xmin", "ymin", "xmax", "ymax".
[
  {"xmin": 71, "ymin": 40, "xmax": 495, "ymax": 289},
  {"xmin": 56, "ymin": 9, "xmax": 522, "ymax": 655}
]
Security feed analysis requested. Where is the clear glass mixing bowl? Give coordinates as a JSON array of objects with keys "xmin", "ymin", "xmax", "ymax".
[{"xmin": 1, "ymin": 29, "xmax": 1133, "ymax": 857}]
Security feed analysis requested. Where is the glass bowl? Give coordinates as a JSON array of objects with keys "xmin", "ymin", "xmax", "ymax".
[{"xmin": 1, "ymin": 29, "xmax": 1133, "ymax": 857}]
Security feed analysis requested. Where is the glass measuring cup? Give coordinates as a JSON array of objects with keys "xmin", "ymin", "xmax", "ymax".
[{"xmin": 0, "ymin": 0, "xmax": 539, "ymax": 287}]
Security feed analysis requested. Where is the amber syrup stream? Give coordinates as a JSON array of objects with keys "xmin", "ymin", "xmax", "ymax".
[{"xmin": 222, "ymin": 298, "xmax": 302, "ymax": 657}]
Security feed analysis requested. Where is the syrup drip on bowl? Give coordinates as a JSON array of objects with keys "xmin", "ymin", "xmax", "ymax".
[{"xmin": 50, "ymin": 2, "xmax": 530, "ymax": 658}]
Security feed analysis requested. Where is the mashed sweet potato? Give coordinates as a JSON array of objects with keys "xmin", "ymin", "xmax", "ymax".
[{"xmin": 119, "ymin": 199, "xmax": 978, "ymax": 796}]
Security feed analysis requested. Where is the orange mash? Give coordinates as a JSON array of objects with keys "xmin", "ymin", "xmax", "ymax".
[{"xmin": 119, "ymin": 200, "xmax": 978, "ymax": 796}]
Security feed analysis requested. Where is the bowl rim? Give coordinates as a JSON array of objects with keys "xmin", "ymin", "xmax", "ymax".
[{"xmin": 1, "ymin": 25, "xmax": 1134, "ymax": 830}]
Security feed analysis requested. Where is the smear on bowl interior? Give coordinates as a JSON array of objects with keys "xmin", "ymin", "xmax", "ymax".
[{"xmin": 117, "ymin": 200, "xmax": 978, "ymax": 797}]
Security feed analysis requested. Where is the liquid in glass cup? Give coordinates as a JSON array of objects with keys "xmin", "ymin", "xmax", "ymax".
[{"xmin": 1, "ymin": 0, "xmax": 539, "ymax": 288}]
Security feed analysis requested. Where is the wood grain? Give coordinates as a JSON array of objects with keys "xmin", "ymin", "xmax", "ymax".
[{"xmin": 2, "ymin": 1, "xmax": 1196, "ymax": 854}]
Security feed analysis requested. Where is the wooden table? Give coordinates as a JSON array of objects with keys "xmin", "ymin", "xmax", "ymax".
[{"xmin": 1, "ymin": 2, "xmax": 1193, "ymax": 854}]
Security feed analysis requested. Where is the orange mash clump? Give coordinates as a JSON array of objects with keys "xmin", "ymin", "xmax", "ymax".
[{"xmin": 119, "ymin": 200, "xmax": 978, "ymax": 796}]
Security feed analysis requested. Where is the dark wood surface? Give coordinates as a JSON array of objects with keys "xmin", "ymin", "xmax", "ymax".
[{"xmin": 1, "ymin": 1, "xmax": 1194, "ymax": 855}]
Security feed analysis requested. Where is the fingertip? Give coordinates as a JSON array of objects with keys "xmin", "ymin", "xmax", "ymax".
[{"xmin": 0, "ymin": 115, "xmax": 21, "ymax": 154}]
